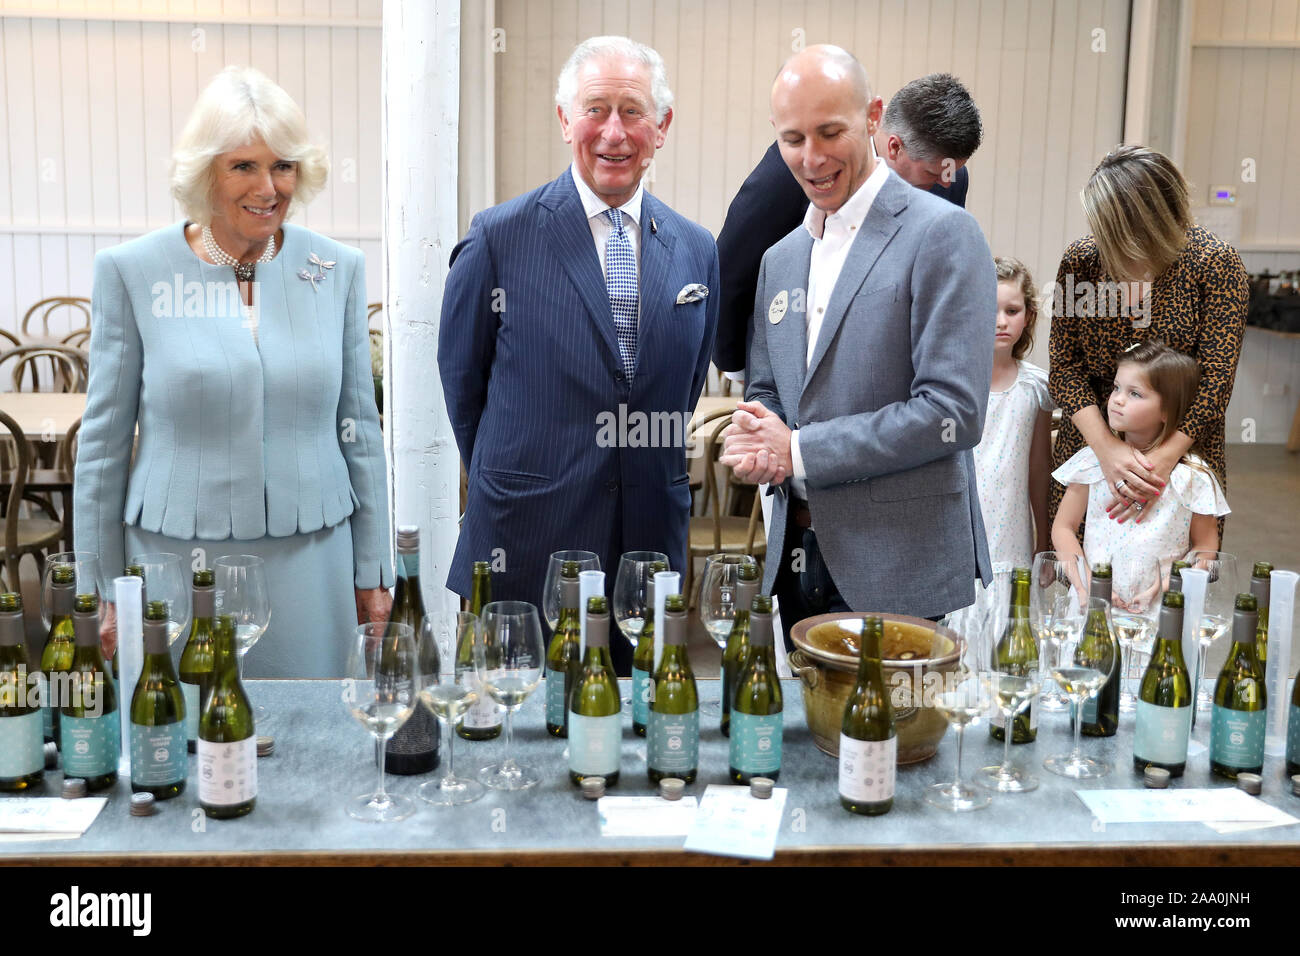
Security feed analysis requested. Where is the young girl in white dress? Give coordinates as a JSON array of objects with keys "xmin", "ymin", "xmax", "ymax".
[{"xmin": 1051, "ymin": 340, "xmax": 1229, "ymax": 604}]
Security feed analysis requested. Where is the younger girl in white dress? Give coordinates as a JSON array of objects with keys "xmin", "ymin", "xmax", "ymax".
[{"xmin": 1051, "ymin": 340, "xmax": 1229, "ymax": 602}]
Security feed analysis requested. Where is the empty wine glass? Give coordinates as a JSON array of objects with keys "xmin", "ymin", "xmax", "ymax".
[
  {"xmin": 416, "ymin": 612, "xmax": 485, "ymax": 806},
  {"xmin": 612, "ymin": 550, "xmax": 670, "ymax": 658},
  {"xmin": 977, "ymin": 611, "xmax": 1042, "ymax": 793},
  {"xmin": 128, "ymin": 553, "xmax": 190, "ymax": 648},
  {"xmin": 1111, "ymin": 553, "xmax": 1164, "ymax": 713},
  {"xmin": 1030, "ymin": 551, "xmax": 1088, "ymax": 712},
  {"xmin": 1184, "ymin": 550, "xmax": 1239, "ymax": 715},
  {"xmin": 212, "ymin": 555, "xmax": 271, "ymax": 677},
  {"xmin": 43, "ymin": 551, "xmax": 100, "ymax": 630},
  {"xmin": 476, "ymin": 601, "xmax": 545, "ymax": 791},
  {"xmin": 1043, "ymin": 597, "xmax": 1115, "ymax": 779},
  {"xmin": 542, "ymin": 551, "xmax": 600, "ymax": 633},
  {"xmin": 926, "ymin": 676, "xmax": 993, "ymax": 812},
  {"xmin": 342, "ymin": 622, "xmax": 418, "ymax": 822}
]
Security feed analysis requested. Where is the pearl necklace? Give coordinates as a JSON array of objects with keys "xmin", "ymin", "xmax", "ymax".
[{"xmin": 202, "ymin": 225, "xmax": 276, "ymax": 282}]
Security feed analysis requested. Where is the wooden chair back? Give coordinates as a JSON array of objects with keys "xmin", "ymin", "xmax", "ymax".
[{"xmin": 21, "ymin": 297, "xmax": 91, "ymax": 340}]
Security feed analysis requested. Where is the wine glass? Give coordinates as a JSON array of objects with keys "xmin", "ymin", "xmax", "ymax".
[
  {"xmin": 1111, "ymin": 553, "xmax": 1164, "ymax": 713},
  {"xmin": 926, "ymin": 674, "xmax": 993, "ymax": 811},
  {"xmin": 416, "ymin": 612, "xmax": 485, "ymax": 806},
  {"xmin": 128, "ymin": 553, "xmax": 190, "ymax": 647},
  {"xmin": 1030, "ymin": 551, "xmax": 1088, "ymax": 712},
  {"xmin": 542, "ymin": 551, "xmax": 600, "ymax": 633},
  {"xmin": 612, "ymin": 550, "xmax": 670, "ymax": 658},
  {"xmin": 212, "ymin": 555, "xmax": 271, "ymax": 677},
  {"xmin": 1183, "ymin": 550, "xmax": 1238, "ymax": 715},
  {"xmin": 476, "ymin": 601, "xmax": 545, "ymax": 791},
  {"xmin": 42, "ymin": 551, "xmax": 100, "ymax": 629},
  {"xmin": 342, "ymin": 622, "xmax": 418, "ymax": 822},
  {"xmin": 976, "ymin": 611, "xmax": 1043, "ymax": 793},
  {"xmin": 698, "ymin": 553, "xmax": 758, "ymax": 716},
  {"xmin": 1043, "ymin": 597, "xmax": 1116, "ymax": 779}
]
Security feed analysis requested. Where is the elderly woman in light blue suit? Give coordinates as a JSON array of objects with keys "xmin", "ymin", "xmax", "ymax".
[{"xmin": 74, "ymin": 66, "xmax": 393, "ymax": 678}]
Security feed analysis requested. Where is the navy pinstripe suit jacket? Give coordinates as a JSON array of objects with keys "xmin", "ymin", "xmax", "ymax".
[{"xmin": 439, "ymin": 170, "xmax": 719, "ymax": 653}]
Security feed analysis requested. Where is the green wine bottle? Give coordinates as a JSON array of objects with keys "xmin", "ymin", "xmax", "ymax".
[
  {"xmin": 990, "ymin": 567, "xmax": 1038, "ymax": 744},
  {"xmin": 1133, "ymin": 590, "xmax": 1192, "ymax": 776},
  {"xmin": 385, "ymin": 526, "xmax": 440, "ymax": 773},
  {"xmin": 647, "ymin": 594, "xmax": 698, "ymax": 784},
  {"xmin": 459, "ymin": 560, "xmax": 502, "ymax": 740},
  {"xmin": 1209, "ymin": 594, "xmax": 1267, "ymax": 779},
  {"xmin": 729, "ymin": 595, "xmax": 782, "ymax": 784},
  {"xmin": 40, "ymin": 562, "xmax": 76, "ymax": 746},
  {"xmin": 59, "ymin": 594, "xmax": 119, "ymax": 791},
  {"xmin": 568, "ymin": 596, "xmax": 621, "ymax": 787},
  {"xmin": 545, "ymin": 561, "xmax": 582, "ymax": 737},
  {"xmin": 839, "ymin": 617, "xmax": 895, "ymax": 815},
  {"xmin": 0, "ymin": 593, "xmax": 44, "ymax": 791},
  {"xmin": 721, "ymin": 563, "xmax": 760, "ymax": 737},
  {"xmin": 130, "ymin": 600, "xmax": 187, "ymax": 798},
  {"xmin": 1250, "ymin": 562, "xmax": 1272, "ymax": 663},
  {"xmin": 178, "ymin": 568, "xmax": 216, "ymax": 754},
  {"xmin": 1168, "ymin": 560, "xmax": 1190, "ymax": 592},
  {"xmin": 1286, "ymin": 660, "xmax": 1299, "ymax": 777},
  {"xmin": 198, "ymin": 614, "xmax": 257, "ymax": 818},
  {"xmin": 631, "ymin": 561, "xmax": 667, "ymax": 738},
  {"xmin": 1075, "ymin": 563, "xmax": 1119, "ymax": 737}
]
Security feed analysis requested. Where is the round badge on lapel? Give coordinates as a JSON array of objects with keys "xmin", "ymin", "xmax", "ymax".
[{"xmin": 768, "ymin": 289, "xmax": 788, "ymax": 325}]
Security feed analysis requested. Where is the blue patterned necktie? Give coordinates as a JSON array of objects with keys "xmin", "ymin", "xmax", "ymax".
[{"xmin": 603, "ymin": 207, "xmax": 639, "ymax": 378}]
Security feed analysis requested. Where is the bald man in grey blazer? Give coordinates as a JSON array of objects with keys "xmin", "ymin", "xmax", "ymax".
[{"xmin": 722, "ymin": 46, "xmax": 995, "ymax": 641}]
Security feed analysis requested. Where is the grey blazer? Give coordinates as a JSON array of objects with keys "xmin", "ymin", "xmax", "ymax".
[{"xmin": 746, "ymin": 170, "xmax": 995, "ymax": 618}]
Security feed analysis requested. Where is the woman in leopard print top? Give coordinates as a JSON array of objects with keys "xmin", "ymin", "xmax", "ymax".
[{"xmin": 1048, "ymin": 146, "xmax": 1248, "ymax": 538}]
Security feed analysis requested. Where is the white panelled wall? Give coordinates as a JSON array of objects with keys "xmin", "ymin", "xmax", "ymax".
[{"xmin": 0, "ymin": 0, "xmax": 383, "ymax": 339}]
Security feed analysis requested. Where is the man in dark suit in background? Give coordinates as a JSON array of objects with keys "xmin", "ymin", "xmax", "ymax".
[{"xmin": 712, "ymin": 72, "xmax": 982, "ymax": 375}]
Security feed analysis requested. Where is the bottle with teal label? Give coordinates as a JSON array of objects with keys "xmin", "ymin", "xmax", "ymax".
[
  {"xmin": 545, "ymin": 561, "xmax": 582, "ymax": 738},
  {"xmin": 1210, "ymin": 593, "xmax": 1267, "ymax": 779},
  {"xmin": 59, "ymin": 594, "xmax": 119, "ymax": 790},
  {"xmin": 40, "ymin": 562, "xmax": 77, "ymax": 747},
  {"xmin": 130, "ymin": 600, "xmax": 187, "ymax": 798},
  {"xmin": 569, "ymin": 596, "xmax": 621, "ymax": 786},
  {"xmin": 721, "ymin": 563, "xmax": 760, "ymax": 737},
  {"xmin": 1133, "ymin": 590, "xmax": 1192, "ymax": 777},
  {"xmin": 647, "ymin": 594, "xmax": 698, "ymax": 784},
  {"xmin": 178, "ymin": 568, "xmax": 216, "ymax": 754},
  {"xmin": 729, "ymin": 595, "xmax": 782, "ymax": 784},
  {"xmin": 631, "ymin": 561, "xmax": 667, "ymax": 738},
  {"xmin": 0, "ymin": 593, "xmax": 44, "ymax": 792}
]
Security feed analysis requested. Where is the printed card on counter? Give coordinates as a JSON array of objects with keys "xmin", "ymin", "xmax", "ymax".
[
  {"xmin": 597, "ymin": 795, "xmax": 698, "ymax": 837},
  {"xmin": 0, "ymin": 797, "xmax": 107, "ymax": 840},
  {"xmin": 683, "ymin": 784, "xmax": 788, "ymax": 860},
  {"xmin": 1076, "ymin": 788, "xmax": 1299, "ymax": 829}
]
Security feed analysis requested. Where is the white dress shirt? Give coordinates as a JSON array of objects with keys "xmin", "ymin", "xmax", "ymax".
[
  {"xmin": 789, "ymin": 157, "xmax": 891, "ymax": 500},
  {"xmin": 571, "ymin": 164, "xmax": 644, "ymax": 326}
]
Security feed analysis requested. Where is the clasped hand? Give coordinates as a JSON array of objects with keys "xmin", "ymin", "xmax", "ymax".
[{"xmin": 719, "ymin": 401, "xmax": 793, "ymax": 486}]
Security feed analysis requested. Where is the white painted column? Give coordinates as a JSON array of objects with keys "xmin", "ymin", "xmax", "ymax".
[
  {"xmin": 1123, "ymin": 0, "xmax": 1159, "ymax": 145},
  {"xmin": 382, "ymin": 0, "xmax": 462, "ymax": 619},
  {"xmin": 457, "ymin": 0, "xmax": 496, "ymax": 237}
]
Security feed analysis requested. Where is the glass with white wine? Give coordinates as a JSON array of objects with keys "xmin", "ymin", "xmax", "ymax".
[
  {"xmin": 342, "ymin": 622, "xmax": 418, "ymax": 823},
  {"xmin": 1043, "ymin": 598, "xmax": 1115, "ymax": 779},
  {"xmin": 1184, "ymin": 550, "xmax": 1238, "ymax": 715},
  {"xmin": 476, "ymin": 601, "xmax": 546, "ymax": 791},
  {"xmin": 613, "ymin": 551, "xmax": 668, "ymax": 712},
  {"xmin": 977, "ymin": 607, "xmax": 1042, "ymax": 794},
  {"xmin": 698, "ymin": 553, "xmax": 758, "ymax": 716},
  {"xmin": 416, "ymin": 612, "xmax": 485, "ymax": 806},
  {"xmin": 1030, "ymin": 552, "xmax": 1088, "ymax": 713},
  {"xmin": 926, "ymin": 676, "xmax": 993, "ymax": 812},
  {"xmin": 1110, "ymin": 553, "xmax": 1165, "ymax": 713},
  {"xmin": 542, "ymin": 551, "xmax": 600, "ymax": 633}
]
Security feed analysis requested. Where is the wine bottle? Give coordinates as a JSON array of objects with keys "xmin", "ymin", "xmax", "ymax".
[
  {"xmin": 1075, "ymin": 563, "xmax": 1119, "ymax": 737},
  {"xmin": 459, "ymin": 560, "xmax": 502, "ymax": 740},
  {"xmin": 631, "ymin": 561, "xmax": 667, "ymax": 738},
  {"xmin": 198, "ymin": 614, "xmax": 257, "ymax": 818},
  {"xmin": 839, "ymin": 617, "xmax": 895, "ymax": 815},
  {"xmin": 129, "ymin": 600, "xmax": 187, "ymax": 798},
  {"xmin": 1286, "ymin": 661, "xmax": 1299, "ymax": 777},
  {"xmin": 59, "ymin": 594, "xmax": 119, "ymax": 791},
  {"xmin": 545, "ymin": 561, "xmax": 582, "ymax": 737},
  {"xmin": 1250, "ymin": 562, "xmax": 1272, "ymax": 663},
  {"xmin": 384, "ymin": 526, "xmax": 440, "ymax": 773},
  {"xmin": 1209, "ymin": 594, "xmax": 1267, "ymax": 779},
  {"xmin": 1168, "ymin": 560, "xmax": 1189, "ymax": 592},
  {"xmin": 1133, "ymin": 590, "xmax": 1193, "ymax": 776},
  {"xmin": 0, "ymin": 593, "xmax": 44, "ymax": 792},
  {"xmin": 720, "ymin": 563, "xmax": 760, "ymax": 737},
  {"xmin": 178, "ymin": 568, "xmax": 216, "ymax": 754},
  {"xmin": 40, "ymin": 562, "xmax": 76, "ymax": 746},
  {"xmin": 729, "ymin": 595, "xmax": 783, "ymax": 784},
  {"xmin": 647, "ymin": 594, "xmax": 698, "ymax": 784},
  {"xmin": 568, "ymin": 596, "xmax": 621, "ymax": 787},
  {"xmin": 990, "ymin": 567, "xmax": 1038, "ymax": 744}
]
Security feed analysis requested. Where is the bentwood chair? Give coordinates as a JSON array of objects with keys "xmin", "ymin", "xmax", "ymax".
[
  {"xmin": 21, "ymin": 297, "xmax": 91, "ymax": 342},
  {"xmin": 0, "ymin": 410, "xmax": 66, "ymax": 592},
  {"xmin": 4, "ymin": 346, "xmax": 88, "ymax": 393}
]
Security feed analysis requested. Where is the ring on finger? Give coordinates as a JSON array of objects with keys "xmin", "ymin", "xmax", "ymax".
[
  {"xmin": 1116, "ymin": 479, "xmax": 1127, "ymax": 492},
  {"xmin": 1134, "ymin": 502, "xmax": 1144, "ymax": 512}
]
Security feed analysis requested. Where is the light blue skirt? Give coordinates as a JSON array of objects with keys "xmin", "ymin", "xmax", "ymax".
[{"xmin": 125, "ymin": 520, "xmax": 358, "ymax": 679}]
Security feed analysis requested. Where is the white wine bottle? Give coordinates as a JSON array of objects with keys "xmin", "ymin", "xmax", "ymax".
[
  {"xmin": 39, "ymin": 562, "xmax": 76, "ymax": 746},
  {"xmin": 178, "ymin": 568, "xmax": 216, "ymax": 754},
  {"xmin": 1249, "ymin": 562, "xmax": 1272, "ymax": 663},
  {"xmin": 631, "ymin": 560, "xmax": 667, "ymax": 738},
  {"xmin": 990, "ymin": 567, "xmax": 1038, "ymax": 744},
  {"xmin": 839, "ymin": 617, "xmax": 895, "ymax": 815},
  {"xmin": 60, "ymin": 594, "xmax": 119, "ymax": 791},
  {"xmin": 384, "ymin": 526, "xmax": 440, "ymax": 773},
  {"xmin": 647, "ymin": 594, "xmax": 698, "ymax": 784},
  {"xmin": 459, "ymin": 560, "xmax": 503, "ymax": 740},
  {"xmin": 130, "ymin": 600, "xmax": 187, "ymax": 799},
  {"xmin": 568, "ymin": 596, "xmax": 621, "ymax": 787},
  {"xmin": 545, "ymin": 561, "xmax": 582, "ymax": 738},
  {"xmin": 198, "ymin": 614, "xmax": 257, "ymax": 818},
  {"xmin": 1209, "ymin": 594, "xmax": 1267, "ymax": 780},
  {"xmin": 0, "ymin": 593, "xmax": 44, "ymax": 792},
  {"xmin": 1133, "ymin": 590, "xmax": 1192, "ymax": 777},
  {"xmin": 729, "ymin": 595, "xmax": 782, "ymax": 784},
  {"xmin": 720, "ymin": 563, "xmax": 760, "ymax": 737},
  {"xmin": 1076, "ymin": 564, "xmax": 1119, "ymax": 737}
]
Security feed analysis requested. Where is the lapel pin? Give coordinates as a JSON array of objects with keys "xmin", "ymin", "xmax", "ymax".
[{"xmin": 650, "ymin": 217, "xmax": 658, "ymax": 234}]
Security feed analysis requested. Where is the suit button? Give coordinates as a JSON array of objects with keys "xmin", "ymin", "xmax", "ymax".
[
  {"xmin": 615, "ymin": 370, "xmax": 624, "ymax": 382},
  {"xmin": 606, "ymin": 480, "xmax": 618, "ymax": 492}
]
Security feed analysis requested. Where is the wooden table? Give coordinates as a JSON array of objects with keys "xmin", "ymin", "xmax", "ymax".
[{"xmin": 0, "ymin": 392, "xmax": 86, "ymax": 441}]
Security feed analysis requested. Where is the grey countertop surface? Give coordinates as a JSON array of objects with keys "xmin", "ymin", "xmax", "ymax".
[{"xmin": 3, "ymin": 678, "xmax": 1298, "ymax": 863}]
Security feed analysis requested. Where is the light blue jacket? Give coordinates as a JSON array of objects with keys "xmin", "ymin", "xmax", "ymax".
[{"xmin": 74, "ymin": 222, "xmax": 393, "ymax": 592}]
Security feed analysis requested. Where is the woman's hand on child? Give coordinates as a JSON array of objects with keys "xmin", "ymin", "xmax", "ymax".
[{"xmin": 1098, "ymin": 438, "xmax": 1166, "ymax": 523}]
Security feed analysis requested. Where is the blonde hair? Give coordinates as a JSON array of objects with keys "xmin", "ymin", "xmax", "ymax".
[
  {"xmin": 993, "ymin": 256, "xmax": 1039, "ymax": 360},
  {"xmin": 171, "ymin": 66, "xmax": 328, "ymax": 225},
  {"xmin": 1082, "ymin": 146, "xmax": 1191, "ymax": 281},
  {"xmin": 1114, "ymin": 340, "xmax": 1201, "ymax": 454}
]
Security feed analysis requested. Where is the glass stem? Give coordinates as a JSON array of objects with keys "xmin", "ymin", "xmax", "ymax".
[
  {"xmin": 1001, "ymin": 711, "xmax": 1014, "ymax": 772},
  {"xmin": 953, "ymin": 725, "xmax": 965, "ymax": 789},
  {"xmin": 1072, "ymin": 696, "xmax": 1085, "ymax": 762},
  {"xmin": 375, "ymin": 736, "xmax": 388, "ymax": 803},
  {"xmin": 443, "ymin": 719, "xmax": 456, "ymax": 783},
  {"xmin": 502, "ymin": 706, "xmax": 515, "ymax": 770}
]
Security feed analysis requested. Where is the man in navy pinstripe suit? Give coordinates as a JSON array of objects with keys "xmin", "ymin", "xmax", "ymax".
[{"xmin": 439, "ymin": 36, "xmax": 720, "ymax": 673}]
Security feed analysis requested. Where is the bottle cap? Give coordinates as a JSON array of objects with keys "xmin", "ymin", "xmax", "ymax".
[
  {"xmin": 750, "ymin": 777, "xmax": 775, "ymax": 799},
  {"xmin": 193, "ymin": 568, "xmax": 215, "ymax": 587},
  {"xmin": 61, "ymin": 778, "xmax": 87, "ymax": 799},
  {"xmin": 1236, "ymin": 772, "xmax": 1263, "ymax": 796},
  {"xmin": 44, "ymin": 741, "xmax": 59, "ymax": 769},
  {"xmin": 1143, "ymin": 766, "xmax": 1171, "ymax": 789},
  {"xmin": 257, "ymin": 735, "xmax": 275, "ymax": 758},
  {"xmin": 0, "ymin": 592, "xmax": 21, "ymax": 612},
  {"xmin": 396, "ymin": 526, "xmax": 420, "ymax": 553},
  {"xmin": 659, "ymin": 777, "xmax": 685, "ymax": 801},
  {"xmin": 130, "ymin": 791, "xmax": 156, "ymax": 816},
  {"xmin": 580, "ymin": 776, "xmax": 605, "ymax": 799},
  {"xmin": 1291, "ymin": 775, "xmax": 1300, "ymax": 797}
]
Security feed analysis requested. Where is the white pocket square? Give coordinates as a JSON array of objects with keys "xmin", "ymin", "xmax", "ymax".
[{"xmin": 675, "ymin": 283, "xmax": 709, "ymax": 305}]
